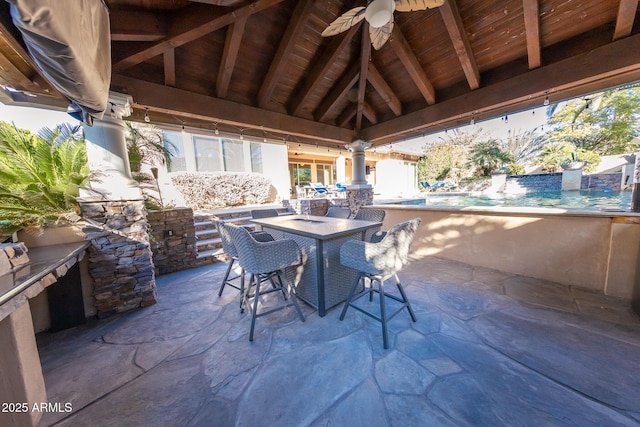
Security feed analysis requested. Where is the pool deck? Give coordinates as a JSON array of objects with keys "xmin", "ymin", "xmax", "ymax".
[{"xmin": 35, "ymin": 256, "xmax": 640, "ymax": 426}]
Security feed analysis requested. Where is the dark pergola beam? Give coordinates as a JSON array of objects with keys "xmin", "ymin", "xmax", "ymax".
[
  {"xmin": 388, "ymin": 25, "xmax": 436, "ymax": 104},
  {"xmin": 109, "ymin": 9, "xmax": 167, "ymax": 42},
  {"xmin": 439, "ymin": 0, "xmax": 480, "ymax": 89},
  {"xmin": 289, "ymin": 25, "xmax": 359, "ymax": 116},
  {"xmin": 337, "ymin": 104, "xmax": 356, "ymax": 128},
  {"xmin": 164, "ymin": 48, "xmax": 176, "ymax": 87},
  {"xmin": 112, "ymin": 74, "xmax": 354, "ymax": 144},
  {"xmin": 613, "ymin": 0, "xmax": 639, "ymax": 40},
  {"xmin": 314, "ymin": 63, "xmax": 360, "ymax": 123},
  {"xmin": 522, "ymin": 0, "xmax": 541, "ymax": 69},
  {"xmin": 355, "ymin": 22, "xmax": 371, "ymax": 133},
  {"xmin": 258, "ymin": 0, "xmax": 315, "ymax": 108},
  {"xmin": 367, "ymin": 63, "xmax": 402, "ymax": 116},
  {"xmin": 361, "ymin": 34, "xmax": 640, "ymax": 145},
  {"xmin": 113, "ymin": 0, "xmax": 286, "ymax": 72},
  {"xmin": 362, "ymin": 101, "xmax": 377, "ymax": 125},
  {"xmin": 217, "ymin": 17, "xmax": 247, "ymax": 98}
]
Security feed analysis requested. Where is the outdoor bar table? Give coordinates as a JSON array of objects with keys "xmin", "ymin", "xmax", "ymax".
[{"xmin": 250, "ymin": 214, "xmax": 382, "ymax": 317}]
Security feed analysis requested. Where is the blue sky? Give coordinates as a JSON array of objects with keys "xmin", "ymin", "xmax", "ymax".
[{"xmin": 0, "ymin": 103, "xmax": 79, "ymax": 133}]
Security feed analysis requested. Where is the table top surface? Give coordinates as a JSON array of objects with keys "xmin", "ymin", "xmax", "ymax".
[{"xmin": 251, "ymin": 214, "xmax": 382, "ymax": 240}]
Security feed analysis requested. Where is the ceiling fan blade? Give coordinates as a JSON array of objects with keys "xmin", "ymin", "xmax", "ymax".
[
  {"xmin": 394, "ymin": 0, "xmax": 445, "ymax": 12},
  {"xmin": 321, "ymin": 7, "xmax": 366, "ymax": 37},
  {"xmin": 370, "ymin": 18, "xmax": 393, "ymax": 50}
]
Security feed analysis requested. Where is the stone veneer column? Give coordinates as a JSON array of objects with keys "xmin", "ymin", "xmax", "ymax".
[
  {"xmin": 345, "ymin": 140, "xmax": 374, "ymax": 215},
  {"xmin": 79, "ymin": 92, "xmax": 157, "ymax": 317}
]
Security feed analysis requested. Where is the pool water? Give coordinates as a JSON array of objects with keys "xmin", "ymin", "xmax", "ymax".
[{"xmin": 417, "ymin": 190, "xmax": 632, "ymax": 211}]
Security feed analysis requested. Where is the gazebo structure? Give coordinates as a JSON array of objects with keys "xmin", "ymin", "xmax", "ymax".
[{"xmin": 1, "ymin": 2, "xmax": 640, "ymax": 425}]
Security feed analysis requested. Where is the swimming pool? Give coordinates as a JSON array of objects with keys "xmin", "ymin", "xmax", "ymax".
[{"xmin": 404, "ymin": 190, "xmax": 632, "ymax": 211}]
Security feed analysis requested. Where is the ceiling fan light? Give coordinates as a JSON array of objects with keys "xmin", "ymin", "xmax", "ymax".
[{"xmin": 365, "ymin": 0, "xmax": 395, "ymax": 28}]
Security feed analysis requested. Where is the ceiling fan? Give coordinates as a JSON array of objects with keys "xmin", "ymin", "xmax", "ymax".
[{"xmin": 322, "ymin": 0, "xmax": 445, "ymax": 50}]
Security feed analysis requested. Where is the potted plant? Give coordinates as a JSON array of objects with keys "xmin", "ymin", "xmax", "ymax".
[
  {"xmin": 0, "ymin": 122, "xmax": 90, "ymax": 243},
  {"xmin": 561, "ymin": 152, "xmax": 587, "ymax": 170}
]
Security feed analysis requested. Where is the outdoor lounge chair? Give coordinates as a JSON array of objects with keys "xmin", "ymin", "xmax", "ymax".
[
  {"xmin": 226, "ymin": 222, "xmax": 306, "ymax": 341},
  {"xmin": 339, "ymin": 218, "xmax": 421, "ymax": 349},
  {"xmin": 419, "ymin": 181, "xmax": 431, "ymax": 190},
  {"xmin": 310, "ymin": 182, "xmax": 330, "ymax": 197}
]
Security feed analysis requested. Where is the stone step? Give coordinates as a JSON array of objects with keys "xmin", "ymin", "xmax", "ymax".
[
  {"xmin": 195, "ymin": 228, "xmax": 219, "ymax": 240},
  {"xmin": 196, "ymin": 237, "xmax": 223, "ymax": 252},
  {"xmin": 196, "ymin": 248, "xmax": 225, "ymax": 259}
]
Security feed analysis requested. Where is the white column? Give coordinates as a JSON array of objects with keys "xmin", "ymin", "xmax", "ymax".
[
  {"xmin": 82, "ymin": 92, "xmax": 141, "ymax": 199},
  {"xmin": 336, "ymin": 155, "xmax": 346, "ymax": 184},
  {"xmin": 346, "ymin": 139, "xmax": 372, "ymax": 189}
]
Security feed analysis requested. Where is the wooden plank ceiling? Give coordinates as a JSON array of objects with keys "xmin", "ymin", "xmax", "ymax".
[{"xmin": 1, "ymin": 0, "xmax": 639, "ymax": 149}]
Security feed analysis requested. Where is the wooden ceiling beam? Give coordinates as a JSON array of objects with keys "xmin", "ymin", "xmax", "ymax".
[
  {"xmin": 164, "ymin": 48, "xmax": 176, "ymax": 86},
  {"xmin": 111, "ymin": 74, "xmax": 353, "ymax": 144},
  {"xmin": 367, "ymin": 63, "xmax": 402, "ymax": 116},
  {"xmin": 355, "ymin": 22, "xmax": 371, "ymax": 133},
  {"xmin": 388, "ymin": 25, "xmax": 436, "ymax": 104},
  {"xmin": 439, "ymin": 0, "xmax": 480, "ymax": 89},
  {"xmin": 314, "ymin": 63, "xmax": 360, "ymax": 123},
  {"xmin": 289, "ymin": 25, "xmax": 359, "ymax": 117},
  {"xmin": 522, "ymin": 0, "xmax": 541, "ymax": 69},
  {"xmin": 613, "ymin": 0, "xmax": 639, "ymax": 40},
  {"xmin": 361, "ymin": 33, "xmax": 640, "ymax": 145},
  {"xmin": 362, "ymin": 101, "xmax": 377, "ymax": 124},
  {"xmin": 113, "ymin": 0, "xmax": 285, "ymax": 72},
  {"xmin": 338, "ymin": 104, "xmax": 356, "ymax": 128},
  {"xmin": 217, "ymin": 16, "xmax": 247, "ymax": 98},
  {"xmin": 109, "ymin": 9, "xmax": 167, "ymax": 42},
  {"xmin": 258, "ymin": 0, "xmax": 315, "ymax": 108}
]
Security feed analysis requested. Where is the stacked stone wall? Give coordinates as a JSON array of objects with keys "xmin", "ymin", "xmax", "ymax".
[
  {"xmin": 504, "ymin": 173, "xmax": 562, "ymax": 193},
  {"xmin": 80, "ymin": 199, "xmax": 157, "ymax": 317},
  {"xmin": 147, "ymin": 208, "xmax": 198, "ymax": 275},
  {"xmin": 581, "ymin": 173, "xmax": 621, "ymax": 191}
]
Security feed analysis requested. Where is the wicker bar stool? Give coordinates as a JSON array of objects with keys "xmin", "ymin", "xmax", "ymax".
[
  {"xmin": 353, "ymin": 208, "xmax": 386, "ymax": 241},
  {"xmin": 339, "ymin": 218, "xmax": 422, "ymax": 349},
  {"xmin": 226, "ymin": 223, "xmax": 306, "ymax": 341},
  {"xmin": 325, "ymin": 206, "xmax": 351, "ymax": 218},
  {"xmin": 214, "ymin": 220, "xmax": 274, "ymax": 304}
]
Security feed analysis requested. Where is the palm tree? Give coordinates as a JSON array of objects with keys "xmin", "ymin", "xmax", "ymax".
[
  {"xmin": 467, "ymin": 140, "xmax": 512, "ymax": 176},
  {"xmin": 0, "ymin": 122, "xmax": 89, "ymax": 238}
]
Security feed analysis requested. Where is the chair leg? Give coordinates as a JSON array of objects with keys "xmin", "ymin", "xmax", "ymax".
[
  {"xmin": 394, "ymin": 273, "xmax": 416, "ymax": 322},
  {"xmin": 218, "ymin": 258, "xmax": 235, "ymax": 296},
  {"xmin": 340, "ymin": 272, "xmax": 363, "ymax": 321},
  {"xmin": 249, "ymin": 274, "xmax": 261, "ymax": 341},
  {"xmin": 241, "ymin": 273, "xmax": 254, "ymax": 314},
  {"xmin": 279, "ymin": 272, "xmax": 305, "ymax": 322},
  {"xmin": 378, "ymin": 278, "xmax": 389, "ymax": 349}
]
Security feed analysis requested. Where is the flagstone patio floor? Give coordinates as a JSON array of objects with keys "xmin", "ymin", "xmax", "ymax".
[{"xmin": 36, "ymin": 256, "xmax": 640, "ymax": 426}]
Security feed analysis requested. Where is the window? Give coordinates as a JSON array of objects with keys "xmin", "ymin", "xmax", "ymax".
[
  {"xmin": 250, "ymin": 142, "xmax": 263, "ymax": 173},
  {"xmin": 315, "ymin": 163, "xmax": 334, "ymax": 185},
  {"xmin": 194, "ymin": 136, "xmax": 222, "ymax": 172},
  {"xmin": 222, "ymin": 139, "xmax": 244, "ymax": 172},
  {"xmin": 164, "ymin": 131, "xmax": 186, "ymax": 172},
  {"xmin": 290, "ymin": 163, "xmax": 312, "ymax": 187}
]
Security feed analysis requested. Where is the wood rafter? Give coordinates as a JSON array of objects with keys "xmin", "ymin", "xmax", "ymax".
[
  {"xmin": 388, "ymin": 25, "xmax": 436, "ymax": 104},
  {"xmin": 314, "ymin": 63, "xmax": 360, "ymax": 122},
  {"xmin": 613, "ymin": 0, "xmax": 639, "ymax": 40},
  {"xmin": 361, "ymin": 34, "xmax": 640, "ymax": 145},
  {"xmin": 338, "ymin": 104, "xmax": 356, "ymax": 127},
  {"xmin": 113, "ymin": 0, "xmax": 285, "ymax": 72},
  {"xmin": 355, "ymin": 22, "xmax": 371, "ymax": 133},
  {"xmin": 109, "ymin": 9, "xmax": 167, "ymax": 42},
  {"xmin": 439, "ymin": 0, "xmax": 480, "ymax": 89},
  {"xmin": 362, "ymin": 101, "xmax": 377, "ymax": 124},
  {"xmin": 112, "ymin": 74, "xmax": 353, "ymax": 143},
  {"xmin": 164, "ymin": 48, "xmax": 176, "ymax": 86},
  {"xmin": 367, "ymin": 63, "xmax": 402, "ymax": 116},
  {"xmin": 217, "ymin": 16, "xmax": 247, "ymax": 98},
  {"xmin": 289, "ymin": 25, "xmax": 359, "ymax": 116},
  {"xmin": 522, "ymin": 0, "xmax": 541, "ymax": 69},
  {"xmin": 258, "ymin": 0, "xmax": 315, "ymax": 108}
]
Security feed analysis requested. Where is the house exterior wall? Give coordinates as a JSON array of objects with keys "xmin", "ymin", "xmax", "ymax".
[{"xmin": 375, "ymin": 159, "xmax": 418, "ymax": 197}]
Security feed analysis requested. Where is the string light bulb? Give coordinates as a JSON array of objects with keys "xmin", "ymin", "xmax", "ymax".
[
  {"xmin": 239, "ymin": 131, "xmax": 244, "ymax": 140},
  {"xmin": 214, "ymin": 124, "xmax": 219, "ymax": 135},
  {"xmin": 543, "ymin": 92, "xmax": 550, "ymax": 106},
  {"xmin": 470, "ymin": 112, "xmax": 475, "ymax": 125},
  {"xmin": 144, "ymin": 108, "xmax": 150, "ymax": 123}
]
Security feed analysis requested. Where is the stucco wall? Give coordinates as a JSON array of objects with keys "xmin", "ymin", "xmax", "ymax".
[{"xmin": 378, "ymin": 205, "xmax": 640, "ymax": 299}]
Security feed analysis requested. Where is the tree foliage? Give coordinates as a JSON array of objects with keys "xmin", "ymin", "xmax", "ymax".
[
  {"xmin": 536, "ymin": 141, "xmax": 600, "ymax": 172},
  {"xmin": 0, "ymin": 122, "xmax": 89, "ymax": 237},
  {"xmin": 544, "ymin": 84, "xmax": 640, "ymax": 154},
  {"xmin": 467, "ymin": 139, "xmax": 512, "ymax": 176},
  {"xmin": 416, "ymin": 129, "xmax": 480, "ymax": 183}
]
